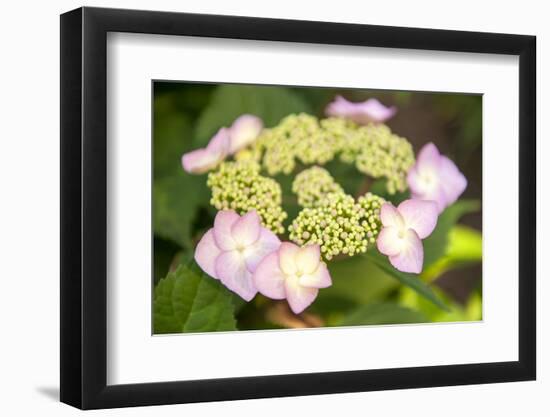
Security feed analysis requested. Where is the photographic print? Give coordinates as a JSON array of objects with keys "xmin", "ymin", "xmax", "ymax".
[
  {"xmin": 60, "ymin": 9, "xmax": 536, "ymax": 407},
  {"xmin": 152, "ymin": 82, "xmax": 482, "ymax": 334}
]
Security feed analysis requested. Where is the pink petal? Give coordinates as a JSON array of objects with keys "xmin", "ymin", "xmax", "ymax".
[
  {"xmin": 356, "ymin": 98, "xmax": 397, "ymax": 123},
  {"xmin": 416, "ymin": 142, "xmax": 441, "ymax": 171},
  {"xmin": 408, "ymin": 143, "xmax": 467, "ymax": 213},
  {"xmin": 410, "ymin": 189, "xmax": 447, "ymax": 214},
  {"xmin": 406, "ymin": 166, "xmax": 423, "ymax": 193},
  {"xmin": 376, "ymin": 226, "xmax": 403, "ymax": 257},
  {"xmin": 278, "ymin": 242, "xmax": 300, "ymax": 275},
  {"xmin": 325, "ymin": 95, "xmax": 349, "ymax": 117},
  {"xmin": 325, "ymin": 96, "xmax": 396, "ymax": 124},
  {"xmin": 397, "ymin": 199, "xmax": 438, "ymax": 239},
  {"xmin": 206, "ymin": 127, "xmax": 231, "ymax": 154},
  {"xmin": 231, "ymin": 210, "xmax": 261, "ymax": 247},
  {"xmin": 439, "ymin": 156, "xmax": 467, "ymax": 207},
  {"xmin": 284, "ymin": 276, "xmax": 318, "ymax": 314},
  {"xmin": 388, "ymin": 229, "xmax": 424, "ymax": 274},
  {"xmin": 407, "ymin": 164, "xmax": 447, "ymax": 213},
  {"xmin": 181, "ymin": 128, "xmax": 230, "ymax": 174},
  {"xmin": 181, "ymin": 148, "xmax": 221, "ymax": 174},
  {"xmin": 295, "ymin": 245, "xmax": 321, "ymax": 275},
  {"xmin": 213, "ymin": 210, "xmax": 240, "ymax": 251},
  {"xmin": 243, "ymin": 228, "xmax": 281, "ymax": 272},
  {"xmin": 228, "ymin": 115, "xmax": 263, "ymax": 154},
  {"xmin": 298, "ymin": 262, "xmax": 332, "ymax": 289},
  {"xmin": 194, "ymin": 229, "xmax": 221, "ymax": 279},
  {"xmin": 252, "ymin": 252, "xmax": 286, "ymax": 300},
  {"xmin": 380, "ymin": 203, "xmax": 405, "ymax": 229},
  {"xmin": 215, "ymin": 250, "xmax": 257, "ymax": 301}
]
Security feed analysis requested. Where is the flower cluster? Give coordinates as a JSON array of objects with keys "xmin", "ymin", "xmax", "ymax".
[
  {"xmin": 319, "ymin": 116, "xmax": 360, "ymax": 156},
  {"xmin": 196, "ymin": 210, "xmax": 331, "ymax": 313},
  {"xmin": 185, "ymin": 96, "xmax": 471, "ymax": 317},
  {"xmin": 292, "ymin": 166, "xmax": 344, "ymax": 208},
  {"xmin": 207, "ymin": 160, "xmax": 287, "ymax": 234},
  {"xmin": 348, "ymin": 124, "xmax": 415, "ymax": 194},
  {"xmin": 254, "ymin": 113, "xmax": 336, "ymax": 175},
  {"xmin": 289, "ymin": 192, "xmax": 385, "ymax": 261},
  {"xmin": 252, "ymin": 114, "xmax": 414, "ymax": 194}
]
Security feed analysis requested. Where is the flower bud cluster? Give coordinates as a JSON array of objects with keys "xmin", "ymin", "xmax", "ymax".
[
  {"xmin": 352, "ymin": 124, "xmax": 414, "ymax": 194},
  {"xmin": 252, "ymin": 115, "xmax": 414, "ymax": 194},
  {"xmin": 356, "ymin": 192, "xmax": 385, "ymax": 245},
  {"xmin": 292, "ymin": 166, "xmax": 344, "ymax": 208},
  {"xmin": 254, "ymin": 113, "xmax": 336, "ymax": 175},
  {"xmin": 289, "ymin": 191, "xmax": 385, "ymax": 261},
  {"xmin": 207, "ymin": 160, "xmax": 287, "ymax": 234}
]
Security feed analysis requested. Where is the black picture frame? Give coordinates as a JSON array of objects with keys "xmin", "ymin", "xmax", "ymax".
[{"xmin": 60, "ymin": 6, "xmax": 536, "ymax": 410}]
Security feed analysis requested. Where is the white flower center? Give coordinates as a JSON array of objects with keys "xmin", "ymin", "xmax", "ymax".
[{"xmin": 421, "ymin": 172, "xmax": 435, "ymax": 185}]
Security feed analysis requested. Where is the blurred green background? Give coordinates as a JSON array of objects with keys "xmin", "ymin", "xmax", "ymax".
[{"xmin": 153, "ymin": 82, "xmax": 482, "ymax": 333}]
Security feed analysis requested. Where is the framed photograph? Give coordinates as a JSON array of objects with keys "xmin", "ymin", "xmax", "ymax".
[{"xmin": 60, "ymin": 6, "xmax": 536, "ymax": 409}]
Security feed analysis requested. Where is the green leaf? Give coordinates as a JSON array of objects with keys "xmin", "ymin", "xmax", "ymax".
[
  {"xmin": 337, "ymin": 302, "xmax": 428, "ymax": 326},
  {"xmin": 446, "ymin": 225, "xmax": 482, "ymax": 261},
  {"xmin": 324, "ymin": 256, "xmax": 399, "ymax": 305},
  {"xmin": 153, "ymin": 93, "xmax": 194, "ymax": 180},
  {"xmin": 153, "ymin": 172, "xmax": 210, "ymax": 248},
  {"xmin": 289, "ymin": 87, "xmax": 334, "ymax": 116},
  {"xmin": 153, "ymin": 91, "xmax": 214, "ymax": 249},
  {"xmin": 194, "ymin": 84, "xmax": 312, "ymax": 146},
  {"xmin": 364, "ymin": 251, "xmax": 450, "ymax": 311},
  {"xmin": 368, "ymin": 178, "xmax": 410, "ymax": 205},
  {"xmin": 422, "ymin": 225, "xmax": 482, "ymax": 280},
  {"xmin": 324, "ymin": 160, "xmax": 367, "ymax": 197},
  {"xmin": 153, "ymin": 237, "xmax": 181, "ymax": 285},
  {"xmin": 154, "ymin": 262, "xmax": 237, "ymax": 334},
  {"xmin": 312, "ymin": 255, "xmax": 400, "ymax": 325},
  {"xmin": 422, "ymin": 199, "xmax": 480, "ymax": 268},
  {"xmin": 399, "ymin": 286, "xmax": 482, "ymax": 323}
]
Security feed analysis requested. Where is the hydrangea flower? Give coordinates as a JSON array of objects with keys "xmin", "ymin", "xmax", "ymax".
[
  {"xmin": 292, "ymin": 166, "xmax": 344, "ymax": 208},
  {"xmin": 325, "ymin": 96, "xmax": 397, "ymax": 124},
  {"xmin": 254, "ymin": 113, "xmax": 335, "ymax": 175},
  {"xmin": 207, "ymin": 160, "xmax": 287, "ymax": 234},
  {"xmin": 407, "ymin": 142, "xmax": 467, "ymax": 213},
  {"xmin": 289, "ymin": 193, "xmax": 367, "ymax": 260},
  {"xmin": 228, "ymin": 114, "xmax": 263, "ymax": 154},
  {"xmin": 253, "ymin": 242, "xmax": 332, "ymax": 314},
  {"xmin": 251, "ymin": 114, "xmax": 414, "ymax": 194},
  {"xmin": 376, "ymin": 200, "xmax": 438, "ymax": 274},
  {"xmin": 195, "ymin": 210, "xmax": 281, "ymax": 301},
  {"xmin": 181, "ymin": 128, "xmax": 230, "ymax": 174},
  {"xmin": 352, "ymin": 124, "xmax": 415, "ymax": 194},
  {"xmin": 182, "ymin": 115, "xmax": 263, "ymax": 174}
]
